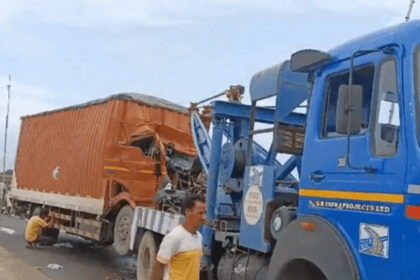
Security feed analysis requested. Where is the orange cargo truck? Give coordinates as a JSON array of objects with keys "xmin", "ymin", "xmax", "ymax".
[{"xmin": 9, "ymin": 93, "xmax": 203, "ymax": 254}]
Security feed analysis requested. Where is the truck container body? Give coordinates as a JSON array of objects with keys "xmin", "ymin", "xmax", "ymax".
[
  {"xmin": 10, "ymin": 93, "xmax": 200, "ymax": 252},
  {"xmin": 130, "ymin": 20, "xmax": 420, "ymax": 280}
]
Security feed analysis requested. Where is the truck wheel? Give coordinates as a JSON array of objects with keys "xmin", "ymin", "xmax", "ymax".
[
  {"xmin": 136, "ymin": 231, "xmax": 157, "ymax": 280},
  {"xmin": 113, "ymin": 205, "xmax": 134, "ymax": 256},
  {"xmin": 272, "ymin": 259, "xmax": 327, "ymax": 280}
]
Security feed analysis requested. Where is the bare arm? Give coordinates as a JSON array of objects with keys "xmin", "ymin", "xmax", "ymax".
[
  {"xmin": 43, "ymin": 216, "xmax": 55, "ymax": 228},
  {"xmin": 150, "ymin": 260, "xmax": 165, "ymax": 280}
]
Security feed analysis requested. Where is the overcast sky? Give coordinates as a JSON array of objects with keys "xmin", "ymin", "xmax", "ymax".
[{"xmin": 0, "ymin": 0, "xmax": 417, "ymax": 170}]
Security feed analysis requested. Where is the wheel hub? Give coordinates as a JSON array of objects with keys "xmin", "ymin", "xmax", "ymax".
[{"xmin": 117, "ymin": 216, "xmax": 131, "ymax": 241}]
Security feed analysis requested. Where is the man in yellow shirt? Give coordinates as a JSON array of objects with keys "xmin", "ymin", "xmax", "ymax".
[
  {"xmin": 25, "ymin": 208, "xmax": 53, "ymax": 249},
  {"xmin": 150, "ymin": 194, "xmax": 206, "ymax": 280}
]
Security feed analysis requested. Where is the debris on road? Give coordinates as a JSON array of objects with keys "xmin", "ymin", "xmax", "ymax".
[
  {"xmin": 104, "ymin": 271, "xmax": 127, "ymax": 280},
  {"xmin": 47, "ymin": 263, "xmax": 63, "ymax": 270},
  {"xmin": 89, "ymin": 241, "xmax": 104, "ymax": 249},
  {"xmin": 53, "ymin": 242, "xmax": 74, "ymax": 248},
  {"xmin": 0, "ymin": 226, "xmax": 15, "ymax": 235}
]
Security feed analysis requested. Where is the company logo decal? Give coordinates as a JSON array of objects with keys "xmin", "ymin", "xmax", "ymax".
[
  {"xmin": 359, "ymin": 223, "xmax": 389, "ymax": 258},
  {"xmin": 309, "ymin": 200, "xmax": 391, "ymax": 214}
]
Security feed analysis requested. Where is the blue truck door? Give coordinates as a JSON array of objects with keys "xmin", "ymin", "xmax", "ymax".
[
  {"xmin": 402, "ymin": 44, "xmax": 420, "ymax": 279},
  {"xmin": 299, "ymin": 51, "xmax": 406, "ymax": 280}
]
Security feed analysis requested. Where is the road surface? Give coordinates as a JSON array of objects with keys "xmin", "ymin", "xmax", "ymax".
[{"xmin": 0, "ymin": 213, "xmax": 137, "ymax": 280}]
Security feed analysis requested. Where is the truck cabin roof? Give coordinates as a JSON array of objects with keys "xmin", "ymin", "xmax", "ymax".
[
  {"xmin": 328, "ymin": 19, "xmax": 420, "ymax": 64},
  {"xmin": 290, "ymin": 20, "xmax": 420, "ymax": 75}
]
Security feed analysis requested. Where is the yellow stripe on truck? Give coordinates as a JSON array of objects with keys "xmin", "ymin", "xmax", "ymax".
[
  {"xmin": 104, "ymin": 166, "xmax": 154, "ymax": 174},
  {"xmin": 137, "ymin": 170, "xmax": 154, "ymax": 174},
  {"xmin": 104, "ymin": 166, "xmax": 130, "ymax": 172},
  {"xmin": 299, "ymin": 189, "xmax": 404, "ymax": 204}
]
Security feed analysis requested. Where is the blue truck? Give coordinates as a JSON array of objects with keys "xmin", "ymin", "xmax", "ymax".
[{"xmin": 130, "ymin": 19, "xmax": 420, "ymax": 279}]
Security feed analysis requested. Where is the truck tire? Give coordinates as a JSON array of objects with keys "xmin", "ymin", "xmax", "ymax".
[
  {"xmin": 137, "ymin": 231, "xmax": 157, "ymax": 280},
  {"xmin": 114, "ymin": 205, "xmax": 134, "ymax": 256}
]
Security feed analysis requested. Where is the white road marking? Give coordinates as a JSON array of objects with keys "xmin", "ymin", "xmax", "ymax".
[
  {"xmin": 53, "ymin": 242, "xmax": 74, "ymax": 249},
  {"xmin": 0, "ymin": 227, "xmax": 15, "ymax": 235},
  {"xmin": 47, "ymin": 264, "xmax": 63, "ymax": 270}
]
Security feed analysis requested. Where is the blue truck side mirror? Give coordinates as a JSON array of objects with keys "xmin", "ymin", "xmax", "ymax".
[{"xmin": 336, "ymin": 84, "xmax": 363, "ymax": 134}]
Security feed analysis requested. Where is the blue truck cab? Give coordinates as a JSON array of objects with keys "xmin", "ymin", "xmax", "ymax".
[
  {"xmin": 192, "ymin": 20, "xmax": 420, "ymax": 279},
  {"xmin": 296, "ymin": 20, "xmax": 420, "ymax": 280}
]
